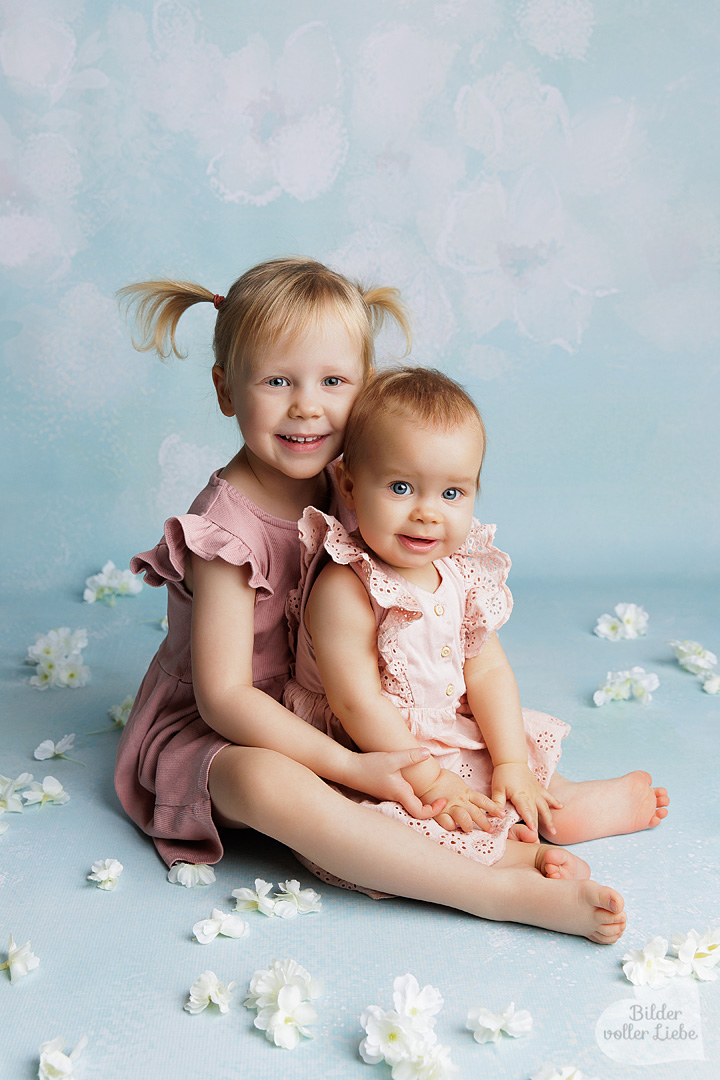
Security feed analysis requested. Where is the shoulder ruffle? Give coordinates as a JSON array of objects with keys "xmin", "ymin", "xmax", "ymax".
[
  {"xmin": 131, "ymin": 515, "xmax": 272, "ymax": 599},
  {"xmin": 451, "ymin": 519, "xmax": 513, "ymax": 657},
  {"xmin": 288, "ymin": 507, "xmax": 421, "ymax": 702}
]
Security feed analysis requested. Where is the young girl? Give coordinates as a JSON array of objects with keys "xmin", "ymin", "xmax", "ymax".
[
  {"xmin": 283, "ymin": 367, "xmax": 669, "ymax": 905},
  {"xmin": 115, "ymin": 262, "xmax": 644, "ymax": 944}
]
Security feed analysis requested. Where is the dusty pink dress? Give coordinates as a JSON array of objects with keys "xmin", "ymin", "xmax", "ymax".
[
  {"xmin": 283, "ymin": 508, "xmax": 570, "ymax": 886},
  {"xmin": 114, "ymin": 468, "xmax": 351, "ymax": 868}
]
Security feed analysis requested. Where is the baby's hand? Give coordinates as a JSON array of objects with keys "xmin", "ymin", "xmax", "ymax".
[
  {"xmin": 420, "ymin": 769, "xmax": 504, "ymax": 833},
  {"xmin": 490, "ymin": 762, "xmax": 563, "ymax": 839},
  {"xmin": 348, "ymin": 748, "xmax": 447, "ymax": 820}
]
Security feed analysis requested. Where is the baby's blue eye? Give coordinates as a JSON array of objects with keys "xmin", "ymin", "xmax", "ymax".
[
  {"xmin": 390, "ymin": 481, "xmax": 412, "ymax": 496},
  {"xmin": 266, "ymin": 377, "xmax": 289, "ymax": 387},
  {"xmin": 322, "ymin": 376, "xmax": 342, "ymax": 387},
  {"xmin": 443, "ymin": 488, "xmax": 462, "ymax": 501}
]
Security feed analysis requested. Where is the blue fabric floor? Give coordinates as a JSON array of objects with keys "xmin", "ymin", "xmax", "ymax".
[{"xmin": 2, "ymin": 577, "xmax": 718, "ymax": 1080}]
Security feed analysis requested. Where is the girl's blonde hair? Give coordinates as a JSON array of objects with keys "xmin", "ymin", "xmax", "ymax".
[
  {"xmin": 117, "ymin": 256, "xmax": 411, "ymax": 380},
  {"xmin": 342, "ymin": 365, "xmax": 486, "ymax": 476}
]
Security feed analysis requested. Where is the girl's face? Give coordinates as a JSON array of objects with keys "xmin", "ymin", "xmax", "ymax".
[
  {"xmin": 337, "ymin": 409, "xmax": 484, "ymax": 586},
  {"xmin": 213, "ymin": 316, "xmax": 365, "ymax": 483}
]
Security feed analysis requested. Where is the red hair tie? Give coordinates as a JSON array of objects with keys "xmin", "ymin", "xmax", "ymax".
[{"xmin": 213, "ymin": 294, "xmax": 225, "ymax": 309}]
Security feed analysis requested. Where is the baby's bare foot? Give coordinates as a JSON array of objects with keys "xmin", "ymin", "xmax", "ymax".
[
  {"xmin": 548, "ymin": 771, "xmax": 669, "ymax": 845},
  {"xmin": 536, "ymin": 844, "xmax": 591, "ymax": 881}
]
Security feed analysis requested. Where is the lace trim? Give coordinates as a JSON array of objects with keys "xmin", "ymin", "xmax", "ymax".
[{"xmin": 452, "ymin": 520, "xmax": 513, "ymax": 657}]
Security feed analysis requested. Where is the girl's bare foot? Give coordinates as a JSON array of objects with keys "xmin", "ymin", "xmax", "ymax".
[
  {"xmin": 494, "ymin": 872, "xmax": 627, "ymax": 943},
  {"xmin": 546, "ymin": 771, "xmax": 669, "ymax": 845},
  {"xmin": 536, "ymin": 844, "xmax": 591, "ymax": 881}
]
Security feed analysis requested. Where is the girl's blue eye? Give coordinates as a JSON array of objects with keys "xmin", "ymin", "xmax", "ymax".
[
  {"xmin": 443, "ymin": 488, "xmax": 462, "ymax": 501},
  {"xmin": 322, "ymin": 376, "xmax": 342, "ymax": 387},
  {"xmin": 266, "ymin": 377, "xmax": 289, "ymax": 387},
  {"xmin": 390, "ymin": 481, "xmax": 412, "ymax": 496}
]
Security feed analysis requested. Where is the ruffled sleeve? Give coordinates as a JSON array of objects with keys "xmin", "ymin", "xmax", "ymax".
[
  {"xmin": 131, "ymin": 514, "xmax": 272, "ymax": 600},
  {"xmin": 452, "ymin": 520, "xmax": 513, "ymax": 658}
]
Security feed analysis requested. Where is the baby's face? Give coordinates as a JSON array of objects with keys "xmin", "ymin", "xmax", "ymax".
[{"xmin": 338, "ymin": 410, "xmax": 484, "ymax": 584}]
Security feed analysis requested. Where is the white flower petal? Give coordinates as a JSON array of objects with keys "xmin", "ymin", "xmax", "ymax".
[
  {"xmin": 622, "ymin": 936, "xmax": 678, "ymax": 987},
  {"xmin": 34, "ymin": 739, "xmax": 56, "ymax": 760},
  {"xmin": 168, "ymin": 862, "xmax": 216, "ymax": 887},
  {"xmin": 4, "ymin": 933, "xmax": 40, "ymax": 982}
]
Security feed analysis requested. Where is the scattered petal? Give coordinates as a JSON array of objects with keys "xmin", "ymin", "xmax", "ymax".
[
  {"xmin": 594, "ymin": 667, "xmax": 659, "ymax": 707},
  {"xmin": 185, "ymin": 970, "xmax": 237, "ymax": 1014},
  {"xmin": 0, "ymin": 772, "xmax": 33, "ymax": 813},
  {"xmin": 391, "ymin": 1040, "xmax": 458, "ymax": 1079},
  {"xmin": 87, "ymin": 858, "xmax": 124, "ymax": 890},
  {"xmin": 232, "ymin": 878, "xmax": 277, "ymax": 916},
  {"xmin": 593, "ymin": 613, "xmax": 624, "ymax": 640},
  {"xmin": 273, "ymin": 879, "xmax": 322, "ymax": 919},
  {"xmin": 167, "ymin": 862, "xmax": 216, "ymax": 887},
  {"xmin": 23, "ymin": 775, "xmax": 70, "ymax": 806},
  {"xmin": 27, "ymin": 629, "xmax": 90, "ymax": 690},
  {"xmin": 33, "ymin": 734, "xmax": 83, "ymax": 765},
  {"xmin": 669, "ymin": 640, "xmax": 718, "ymax": 676},
  {"xmin": 254, "ymin": 982, "xmax": 318, "ymax": 1049},
  {"xmin": 38, "ymin": 1035, "xmax": 88, "ymax": 1080},
  {"xmin": 1, "ymin": 933, "xmax": 40, "ymax": 982},
  {"xmin": 360, "ymin": 1005, "xmax": 424, "ymax": 1066},
  {"xmin": 622, "ymin": 936, "xmax": 677, "ymax": 988},
  {"xmin": 671, "ymin": 927, "xmax": 720, "ymax": 981},
  {"xmin": 244, "ymin": 958, "xmax": 320, "ymax": 1012},
  {"xmin": 109, "ymin": 696, "xmax": 134, "ymax": 727},
  {"xmin": 160, "ymin": 616, "xmax": 169, "ymax": 632},
  {"xmin": 83, "ymin": 560, "xmax": 142, "ymax": 604},
  {"xmin": 701, "ymin": 674, "xmax": 720, "ymax": 694},
  {"xmin": 393, "ymin": 974, "xmax": 443, "ymax": 1037},
  {"xmin": 193, "ymin": 908, "xmax": 249, "ymax": 944},
  {"xmin": 466, "ymin": 1001, "xmax": 533, "ymax": 1043}
]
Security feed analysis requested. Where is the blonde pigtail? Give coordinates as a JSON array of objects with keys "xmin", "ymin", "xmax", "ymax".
[
  {"xmin": 117, "ymin": 280, "xmax": 217, "ymax": 359},
  {"xmin": 361, "ymin": 285, "xmax": 412, "ymax": 357}
]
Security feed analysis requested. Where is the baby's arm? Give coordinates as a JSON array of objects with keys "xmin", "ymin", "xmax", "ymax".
[
  {"xmin": 464, "ymin": 634, "xmax": 562, "ymax": 838},
  {"xmin": 190, "ymin": 553, "xmax": 438, "ymax": 818},
  {"xmin": 306, "ymin": 562, "xmax": 502, "ymax": 833}
]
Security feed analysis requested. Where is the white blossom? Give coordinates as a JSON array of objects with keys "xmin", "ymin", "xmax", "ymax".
[
  {"xmin": 1, "ymin": 934, "xmax": 40, "ymax": 982},
  {"xmin": 34, "ymin": 734, "xmax": 83, "ymax": 765},
  {"xmin": 38, "ymin": 1036, "xmax": 87, "ymax": 1080},
  {"xmin": 83, "ymin": 560, "xmax": 142, "ymax": 604},
  {"xmin": 531, "ymin": 1067, "xmax": 596, "ymax": 1080},
  {"xmin": 27, "ymin": 629, "xmax": 90, "ymax": 691},
  {"xmin": 0, "ymin": 772, "xmax": 33, "ymax": 813},
  {"xmin": 393, "ymin": 974, "xmax": 443, "ymax": 1037},
  {"xmin": 391, "ymin": 1040, "xmax": 458, "ymax": 1080},
  {"xmin": 622, "ymin": 936, "xmax": 678, "ymax": 988},
  {"xmin": 23, "ymin": 776, "xmax": 69, "ymax": 806},
  {"xmin": 272, "ymin": 879, "xmax": 322, "ymax": 919},
  {"xmin": 360, "ymin": 1006, "xmax": 425, "ymax": 1066},
  {"xmin": 87, "ymin": 858, "xmax": 124, "ymax": 890},
  {"xmin": 244, "ymin": 958, "xmax": 321, "ymax": 1012},
  {"xmin": 669, "ymin": 639, "xmax": 718, "ymax": 676},
  {"xmin": 109, "ymin": 696, "xmax": 134, "ymax": 727},
  {"xmin": 594, "ymin": 603, "xmax": 648, "ymax": 640},
  {"xmin": 701, "ymin": 674, "xmax": 720, "ymax": 694},
  {"xmin": 593, "ymin": 667, "xmax": 659, "ymax": 707},
  {"xmin": 254, "ymin": 983, "xmax": 318, "ymax": 1049},
  {"xmin": 27, "ymin": 628, "xmax": 87, "ymax": 664},
  {"xmin": 671, "ymin": 928, "xmax": 720, "ymax": 981},
  {"xmin": 193, "ymin": 908, "xmax": 249, "ymax": 944},
  {"xmin": 232, "ymin": 878, "xmax": 277, "ymax": 916},
  {"xmin": 160, "ymin": 616, "xmax": 169, "ymax": 632},
  {"xmin": 167, "ymin": 862, "xmax": 215, "ymax": 887},
  {"xmin": 466, "ymin": 1001, "xmax": 533, "ymax": 1043},
  {"xmin": 184, "ymin": 969, "xmax": 236, "ymax": 1014}
]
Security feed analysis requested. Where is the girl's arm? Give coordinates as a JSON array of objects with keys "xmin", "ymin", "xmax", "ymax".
[
  {"xmin": 306, "ymin": 562, "xmax": 502, "ymax": 833},
  {"xmin": 464, "ymin": 634, "xmax": 562, "ymax": 837},
  {"xmin": 190, "ymin": 553, "xmax": 437, "ymax": 817}
]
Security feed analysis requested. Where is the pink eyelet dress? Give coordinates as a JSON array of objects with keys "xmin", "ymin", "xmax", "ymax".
[
  {"xmin": 114, "ymin": 467, "xmax": 352, "ymax": 869},
  {"xmin": 283, "ymin": 507, "xmax": 570, "ymax": 894}
]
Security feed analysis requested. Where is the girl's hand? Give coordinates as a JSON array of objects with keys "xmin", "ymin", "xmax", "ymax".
[
  {"xmin": 420, "ymin": 769, "xmax": 505, "ymax": 833},
  {"xmin": 490, "ymin": 762, "xmax": 563, "ymax": 839},
  {"xmin": 346, "ymin": 748, "xmax": 447, "ymax": 820}
]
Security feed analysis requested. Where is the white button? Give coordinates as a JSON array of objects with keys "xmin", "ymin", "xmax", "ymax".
[
  {"xmin": 440, "ymin": 645, "xmax": 451, "ymax": 658},
  {"xmin": 434, "ymin": 603, "xmax": 444, "ymax": 616},
  {"xmin": 445, "ymin": 684, "xmax": 454, "ymax": 696}
]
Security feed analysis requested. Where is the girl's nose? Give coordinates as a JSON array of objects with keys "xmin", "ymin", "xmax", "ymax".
[{"xmin": 289, "ymin": 390, "xmax": 322, "ymax": 419}]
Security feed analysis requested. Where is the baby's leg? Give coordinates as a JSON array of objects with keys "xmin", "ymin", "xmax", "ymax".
[
  {"xmin": 545, "ymin": 771, "xmax": 669, "ymax": 845},
  {"xmin": 209, "ymin": 746, "xmax": 625, "ymax": 943}
]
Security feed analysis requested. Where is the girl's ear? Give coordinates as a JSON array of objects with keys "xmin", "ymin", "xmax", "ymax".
[
  {"xmin": 334, "ymin": 460, "xmax": 356, "ymax": 509},
  {"xmin": 212, "ymin": 365, "xmax": 235, "ymax": 417}
]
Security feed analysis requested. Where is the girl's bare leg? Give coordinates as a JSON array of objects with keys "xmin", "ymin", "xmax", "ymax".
[
  {"xmin": 209, "ymin": 747, "xmax": 626, "ymax": 944},
  {"xmin": 546, "ymin": 771, "xmax": 669, "ymax": 845}
]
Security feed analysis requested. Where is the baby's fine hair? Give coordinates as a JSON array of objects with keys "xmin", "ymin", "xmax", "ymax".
[
  {"xmin": 342, "ymin": 366, "xmax": 486, "ymax": 476},
  {"xmin": 117, "ymin": 256, "xmax": 411, "ymax": 380}
]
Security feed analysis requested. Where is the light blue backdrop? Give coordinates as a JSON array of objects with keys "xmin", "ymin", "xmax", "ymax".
[{"xmin": 2, "ymin": 0, "xmax": 718, "ymax": 588}]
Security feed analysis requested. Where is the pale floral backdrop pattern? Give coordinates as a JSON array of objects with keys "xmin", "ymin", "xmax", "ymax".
[{"xmin": 1, "ymin": 0, "xmax": 718, "ymax": 588}]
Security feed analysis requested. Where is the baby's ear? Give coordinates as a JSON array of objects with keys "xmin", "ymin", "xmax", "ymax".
[
  {"xmin": 212, "ymin": 364, "xmax": 235, "ymax": 417},
  {"xmin": 334, "ymin": 460, "xmax": 356, "ymax": 509}
]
